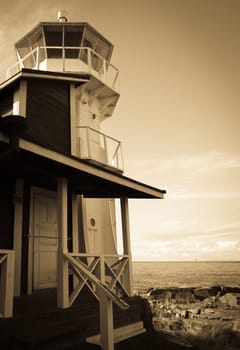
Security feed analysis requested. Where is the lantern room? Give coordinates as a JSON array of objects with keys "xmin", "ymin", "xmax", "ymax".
[{"xmin": 7, "ymin": 21, "xmax": 118, "ymax": 90}]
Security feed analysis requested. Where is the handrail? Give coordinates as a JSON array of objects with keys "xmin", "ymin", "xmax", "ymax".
[
  {"xmin": 76, "ymin": 126, "xmax": 121, "ymax": 144},
  {"xmin": 6, "ymin": 46, "xmax": 120, "ymax": 91},
  {"xmin": 68, "ymin": 253, "xmax": 129, "ymax": 258}
]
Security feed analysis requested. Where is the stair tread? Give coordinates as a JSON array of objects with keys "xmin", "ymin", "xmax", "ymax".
[{"xmin": 87, "ymin": 321, "xmax": 147, "ymax": 345}]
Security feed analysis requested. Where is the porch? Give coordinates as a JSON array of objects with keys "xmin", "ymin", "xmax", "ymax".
[{"xmin": 0, "ymin": 289, "xmax": 148, "ymax": 349}]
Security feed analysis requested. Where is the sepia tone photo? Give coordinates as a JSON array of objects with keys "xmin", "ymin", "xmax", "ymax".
[{"xmin": 0, "ymin": 1, "xmax": 239, "ymax": 349}]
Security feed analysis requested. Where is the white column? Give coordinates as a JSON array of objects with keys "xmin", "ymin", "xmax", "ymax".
[
  {"xmin": 57, "ymin": 178, "xmax": 69, "ymax": 308},
  {"xmin": 99, "ymin": 256, "xmax": 114, "ymax": 350},
  {"xmin": 72, "ymin": 193, "xmax": 79, "ymax": 254},
  {"xmin": 120, "ymin": 197, "xmax": 133, "ymax": 296},
  {"xmin": 72, "ymin": 192, "xmax": 79, "ymax": 289}
]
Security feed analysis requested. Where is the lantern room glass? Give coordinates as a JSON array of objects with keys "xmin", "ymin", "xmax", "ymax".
[{"xmin": 15, "ymin": 23, "xmax": 113, "ymax": 73}]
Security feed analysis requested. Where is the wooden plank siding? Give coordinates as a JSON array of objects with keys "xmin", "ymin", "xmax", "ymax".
[
  {"xmin": 0, "ymin": 180, "xmax": 15, "ymax": 249},
  {"xmin": 0, "ymin": 88, "xmax": 13, "ymax": 117},
  {"xmin": 25, "ymin": 79, "xmax": 71, "ymax": 154}
]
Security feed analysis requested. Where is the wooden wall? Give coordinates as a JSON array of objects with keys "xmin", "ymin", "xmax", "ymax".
[
  {"xmin": 0, "ymin": 180, "xmax": 15, "ymax": 249},
  {"xmin": 25, "ymin": 79, "xmax": 71, "ymax": 154}
]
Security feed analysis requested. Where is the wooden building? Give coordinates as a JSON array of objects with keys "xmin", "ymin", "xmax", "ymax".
[{"xmin": 0, "ymin": 14, "xmax": 165, "ymax": 350}]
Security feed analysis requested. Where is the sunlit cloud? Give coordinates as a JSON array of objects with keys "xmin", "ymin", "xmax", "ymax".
[
  {"xmin": 217, "ymin": 240, "xmax": 239, "ymax": 250},
  {"xmin": 127, "ymin": 151, "xmax": 240, "ymax": 173},
  {"xmin": 132, "ymin": 237, "xmax": 240, "ymax": 261}
]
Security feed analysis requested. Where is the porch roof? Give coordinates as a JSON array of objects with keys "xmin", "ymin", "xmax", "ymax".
[{"xmin": 0, "ymin": 137, "xmax": 166, "ymax": 199}]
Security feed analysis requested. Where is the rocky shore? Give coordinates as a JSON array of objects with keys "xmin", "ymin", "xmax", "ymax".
[{"xmin": 141, "ymin": 286, "xmax": 240, "ymax": 350}]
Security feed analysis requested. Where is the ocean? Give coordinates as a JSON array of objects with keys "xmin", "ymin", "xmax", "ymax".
[{"xmin": 132, "ymin": 261, "xmax": 240, "ymax": 292}]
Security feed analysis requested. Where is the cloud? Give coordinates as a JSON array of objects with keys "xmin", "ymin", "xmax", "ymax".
[
  {"xmin": 126, "ymin": 152, "xmax": 240, "ymax": 185},
  {"xmin": 217, "ymin": 240, "xmax": 239, "ymax": 250},
  {"xmin": 130, "ymin": 219, "xmax": 240, "ymax": 261},
  {"xmin": 125, "ymin": 151, "xmax": 240, "ymax": 205},
  {"xmin": 132, "ymin": 236, "xmax": 240, "ymax": 261}
]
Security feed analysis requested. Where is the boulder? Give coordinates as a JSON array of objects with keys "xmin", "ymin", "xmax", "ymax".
[{"xmin": 193, "ymin": 288, "xmax": 211, "ymax": 300}]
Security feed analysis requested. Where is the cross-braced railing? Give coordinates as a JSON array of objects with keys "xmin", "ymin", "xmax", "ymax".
[
  {"xmin": 0, "ymin": 250, "xmax": 15, "ymax": 318},
  {"xmin": 63, "ymin": 253, "xmax": 130, "ymax": 310}
]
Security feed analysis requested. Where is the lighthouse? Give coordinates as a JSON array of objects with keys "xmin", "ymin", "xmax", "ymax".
[{"xmin": 0, "ymin": 13, "xmax": 165, "ymax": 350}]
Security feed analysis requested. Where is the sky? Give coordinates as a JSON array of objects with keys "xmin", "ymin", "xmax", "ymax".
[{"xmin": 0, "ymin": 0, "xmax": 240, "ymax": 261}]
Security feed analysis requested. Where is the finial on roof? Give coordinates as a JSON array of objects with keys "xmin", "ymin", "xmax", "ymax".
[{"xmin": 57, "ymin": 10, "xmax": 68, "ymax": 22}]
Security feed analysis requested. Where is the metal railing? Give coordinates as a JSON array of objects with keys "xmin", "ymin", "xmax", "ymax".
[
  {"xmin": 76, "ymin": 126, "xmax": 124, "ymax": 171},
  {"xmin": 6, "ymin": 46, "xmax": 119, "ymax": 91},
  {"xmin": 0, "ymin": 250, "xmax": 15, "ymax": 318}
]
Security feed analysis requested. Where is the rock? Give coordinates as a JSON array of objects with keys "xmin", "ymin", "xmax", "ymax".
[
  {"xmin": 220, "ymin": 293, "xmax": 238, "ymax": 307},
  {"xmin": 193, "ymin": 288, "xmax": 211, "ymax": 300}
]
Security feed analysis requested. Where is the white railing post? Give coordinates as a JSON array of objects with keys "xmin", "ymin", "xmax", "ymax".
[
  {"xmin": 103, "ymin": 59, "xmax": 107, "ymax": 84},
  {"xmin": 36, "ymin": 47, "xmax": 39, "ymax": 69},
  {"xmin": 57, "ymin": 178, "xmax": 69, "ymax": 308},
  {"xmin": 112, "ymin": 69, "xmax": 119, "ymax": 91},
  {"xmin": 103, "ymin": 134, "xmax": 108, "ymax": 163},
  {"xmin": 0, "ymin": 250, "xmax": 15, "ymax": 318},
  {"xmin": 62, "ymin": 47, "xmax": 66, "ymax": 72},
  {"xmin": 87, "ymin": 48, "xmax": 92, "ymax": 74},
  {"xmin": 99, "ymin": 255, "xmax": 114, "ymax": 350}
]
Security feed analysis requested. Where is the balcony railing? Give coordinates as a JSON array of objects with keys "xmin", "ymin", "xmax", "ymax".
[
  {"xmin": 76, "ymin": 126, "xmax": 124, "ymax": 172},
  {"xmin": 6, "ymin": 46, "xmax": 119, "ymax": 91}
]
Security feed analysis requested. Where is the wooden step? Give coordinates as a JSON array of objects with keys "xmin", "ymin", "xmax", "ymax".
[{"xmin": 86, "ymin": 321, "xmax": 146, "ymax": 345}]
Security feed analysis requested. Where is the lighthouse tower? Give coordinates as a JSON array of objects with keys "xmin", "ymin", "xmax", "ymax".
[
  {"xmin": 10, "ymin": 13, "xmax": 122, "ymax": 260},
  {"xmin": 0, "ymin": 13, "xmax": 165, "ymax": 350}
]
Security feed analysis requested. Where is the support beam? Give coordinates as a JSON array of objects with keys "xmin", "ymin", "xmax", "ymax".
[
  {"xmin": 72, "ymin": 192, "xmax": 79, "ymax": 289},
  {"xmin": 57, "ymin": 178, "xmax": 69, "ymax": 308},
  {"xmin": 120, "ymin": 197, "xmax": 133, "ymax": 296}
]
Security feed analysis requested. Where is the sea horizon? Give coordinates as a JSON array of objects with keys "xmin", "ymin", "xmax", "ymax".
[{"xmin": 132, "ymin": 260, "xmax": 240, "ymax": 291}]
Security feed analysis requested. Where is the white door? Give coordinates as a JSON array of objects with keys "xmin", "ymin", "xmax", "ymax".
[{"xmin": 32, "ymin": 189, "xmax": 58, "ymax": 290}]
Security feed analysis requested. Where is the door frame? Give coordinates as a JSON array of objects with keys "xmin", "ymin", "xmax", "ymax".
[{"xmin": 27, "ymin": 186, "xmax": 57, "ymax": 294}]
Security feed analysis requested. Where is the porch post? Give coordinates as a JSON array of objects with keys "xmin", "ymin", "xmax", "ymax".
[
  {"xmin": 57, "ymin": 178, "xmax": 69, "ymax": 308},
  {"xmin": 72, "ymin": 192, "xmax": 79, "ymax": 254},
  {"xmin": 120, "ymin": 196, "xmax": 134, "ymax": 296},
  {"xmin": 99, "ymin": 256, "xmax": 114, "ymax": 350},
  {"xmin": 0, "ymin": 250, "xmax": 15, "ymax": 317}
]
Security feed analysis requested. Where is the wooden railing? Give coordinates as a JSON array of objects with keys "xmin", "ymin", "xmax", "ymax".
[
  {"xmin": 0, "ymin": 250, "xmax": 15, "ymax": 318},
  {"xmin": 63, "ymin": 253, "xmax": 130, "ymax": 310}
]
